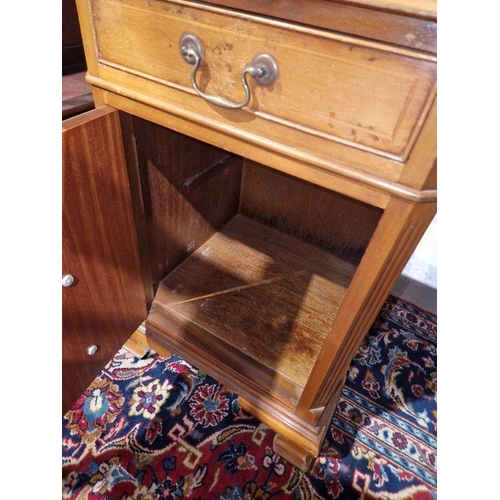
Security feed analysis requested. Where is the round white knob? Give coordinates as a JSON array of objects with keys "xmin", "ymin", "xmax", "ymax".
[
  {"xmin": 62, "ymin": 274, "xmax": 75, "ymax": 287},
  {"xmin": 87, "ymin": 345, "xmax": 99, "ymax": 356}
]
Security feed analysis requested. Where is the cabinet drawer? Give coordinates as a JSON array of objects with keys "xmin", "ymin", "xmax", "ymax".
[{"xmin": 91, "ymin": 0, "xmax": 436, "ymax": 171}]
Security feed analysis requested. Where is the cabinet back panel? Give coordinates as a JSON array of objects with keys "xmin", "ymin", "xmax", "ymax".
[
  {"xmin": 132, "ymin": 117, "xmax": 243, "ymax": 287},
  {"xmin": 240, "ymin": 161, "xmax": 383, "ymax": 265}
]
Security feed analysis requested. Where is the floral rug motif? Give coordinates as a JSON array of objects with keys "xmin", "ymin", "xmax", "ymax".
[{"xmin": 62, "ymin": 295, "xmax": 437, "ymax": 499}]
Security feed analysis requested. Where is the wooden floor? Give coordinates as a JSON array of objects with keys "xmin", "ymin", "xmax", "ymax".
[
  {"xmin": 123, "ymin": 322, "xmax": 156, "ymax": 358},
  {"xmin": 62, "ymin": 71, "xmax": 94, "ymax": 119}
]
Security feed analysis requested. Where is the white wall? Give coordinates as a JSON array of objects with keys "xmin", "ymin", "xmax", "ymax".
[{"xmin": 401, "ymin": 215, "xmax": 437, "ymax": 289}]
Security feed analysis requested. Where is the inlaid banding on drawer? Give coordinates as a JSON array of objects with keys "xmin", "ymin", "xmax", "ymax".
[{"xmin": 92, "ymin": 0, "xmax": 436, "ymax": 161}]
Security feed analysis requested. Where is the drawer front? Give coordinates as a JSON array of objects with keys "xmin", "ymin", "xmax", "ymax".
[{"xmin": 91, "ymin": 0, "xmax": 436, "ymax": 167}]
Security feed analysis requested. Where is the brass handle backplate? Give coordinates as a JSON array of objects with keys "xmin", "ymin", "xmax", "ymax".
[{"xmin": 179, "ymin": 32, "xmax": 278, "ymax": 110}]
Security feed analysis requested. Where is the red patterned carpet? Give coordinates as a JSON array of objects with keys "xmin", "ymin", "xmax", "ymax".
[{"xmin": 62, "ymin": 295, "xmax": 437, "ymax": 499}]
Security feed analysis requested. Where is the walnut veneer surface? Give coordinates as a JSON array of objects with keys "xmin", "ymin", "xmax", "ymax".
[
  {"xmin": 62, "ymin": 108, "xmax": 147, "ymax": 413},
  {"xmin": 62, "ymin": 71, "xmax": 94, "ymax": 118},
  {"xmin": 71, "ymin": 0, "xmax": 437, "ymax": 470}
]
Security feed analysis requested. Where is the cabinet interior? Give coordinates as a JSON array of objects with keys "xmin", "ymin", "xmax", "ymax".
[{"xmin": 132, "ymin": 115, "xmax": 383, "ymax": 406}]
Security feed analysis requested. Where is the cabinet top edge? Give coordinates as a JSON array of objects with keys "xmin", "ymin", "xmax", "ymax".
[
  {"xmin": 62, "ymin": 105, "xmax": 115, "ymax": 131},
  {"xmin": 332, "ymin": 0, "xmax": 436, "ymax": 20},
  {"xmin": 191, "ymin": 0, "xmax": 437, "ymax": 21}
]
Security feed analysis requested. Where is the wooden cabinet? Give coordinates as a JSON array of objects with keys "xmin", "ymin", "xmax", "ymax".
[
  {"xmin": 63, "ymin": 0, "xmax": 86, "ymax": 74},
  {"xmin": 62, "ymin": 107, "xmax": 147, "ymax": 414},
  {"xmin": 69, "ymin": 0, "xmax": 437, "ymax": 471}
]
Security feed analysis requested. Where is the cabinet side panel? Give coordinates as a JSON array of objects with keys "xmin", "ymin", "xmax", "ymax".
[
  {"xmin": 62, "ymin": 106, "xmax": 147, "ymax": 414},
  {"xmin": 132, "ymin": 117, "xmax": 242, "ymax": 287},
  {"xmin": 119, "ymin": 112, "xmax": 156, "ymax": 308}
]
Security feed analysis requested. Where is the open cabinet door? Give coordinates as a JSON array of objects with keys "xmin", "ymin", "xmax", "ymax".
[{"xmin": 62, "ymin": 106, "xmax": 147, "ymax": 414}]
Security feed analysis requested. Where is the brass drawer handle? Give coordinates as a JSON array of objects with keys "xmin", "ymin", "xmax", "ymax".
[{"xmin": 179, "ymin": 32, "xmax": 278, "ymax": 110}]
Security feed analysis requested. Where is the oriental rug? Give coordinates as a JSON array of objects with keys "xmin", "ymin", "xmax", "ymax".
[{"xmin": 62, "ymin": 295, "xmax": 437, "ymax": 499}]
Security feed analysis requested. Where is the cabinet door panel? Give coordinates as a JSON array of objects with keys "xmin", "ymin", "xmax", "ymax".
[{"xmin": 62, "ymin": 106, "xmax": 147, "ymax": 414}]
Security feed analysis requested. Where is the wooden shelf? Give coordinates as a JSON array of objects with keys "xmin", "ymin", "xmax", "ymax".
[{"xmin": 147, "ymin": 215, "xmax": 356, "ymax": 407}]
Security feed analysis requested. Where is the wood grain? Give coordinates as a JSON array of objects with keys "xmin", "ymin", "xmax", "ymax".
[
  {"xmin": 74, "ymin": 0, "xmax": 437, "ymax": 470},
  {"xmin": 398, "ymin": 97, "xmax": 437, "ymax": 190},
  {"xmin": 201, "ymin": 0, "xmax": 437, "ymax": 52},
  {"xmin": 339, "ymin": 0, "xmax": 436, "ymax": 19},
  {"xmin": 62, "ymin": 71, "xmax": 94, "ymax": 120},
  {"xmin": 148, "ymin": 215, "xmax": 356, "ymax": 397},
  {"xmin": 207, "ymin": 0, "xmax": 437, "ymax": 20},
  {"xmin": 240, "ymin": 161, "xmax": 382, "ymax": 264},
  {"xmin": 63, "ymin": 0, "xmax": 83, "ymax": 46},
  {"xmin": 118, "ymin": 113, "xmax": 156, "ymax": 308},
  {"xmin": 297, "ymin": 197, "xmax": 436, "ymax": 417},
  {"xmin": 63, "ymin": 0, "xmax": 86, "ymax": 73},
  {"xmin": 123, "ymin": 322, "xmax": 156, "ymax": 358},
  {"xmin": 92, "ymin": 0, "xmax": 436, "ymax": 159},
  {"xmin": 132, "ymin": 117, "xmax": 242, "ymax": 287},
  {"xmin": 94, "ymin": 85, "xmax": 396, "ymax": 208},
  {"xmin": 62, "ymin": 106, "xmax": 147, "ymax": 414}
]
